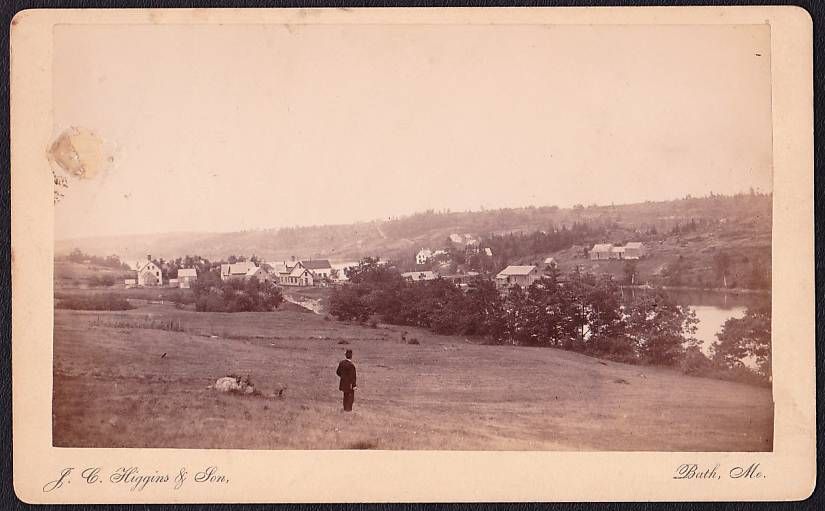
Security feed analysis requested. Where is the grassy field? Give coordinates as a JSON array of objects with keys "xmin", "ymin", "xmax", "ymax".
[{"xmin": 53, "ymin": 303, "xmax": 773, "ymax": 451}]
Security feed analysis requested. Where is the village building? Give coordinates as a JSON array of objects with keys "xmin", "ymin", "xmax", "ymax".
[
  {"xmin": 331, "ymin": 262, "xmax": 359, "ymax": 282},
  {"xmin": 543, "ymin": 257, "xmax": 558, "ymax": 269},
  {"xmin": 623, "ymin": 242, "xmax": 646, "ymax": 259},
  {"xmin": 177, "ymin": 268, "xmax": 198, "ymax": 289},
  {"xmin": 124, "ymin": 278, "xmax": 136, "ymax": 288},
  {"xmin": 245, "ymin": 265, "xmax": 272, "ymax": 283},
  {"xmin": 611, "ymin": 246, "xmax": 626, "ymax": 259},
  {"xmin": 220, "ymin": 260, "xmax": 258, "ymax": 281},
  {"xmin": 280, "ymin": 262, "xmax": 315, "ymax": 286},
  {"xmin": 495, "ymin": 265, "xmax": 540, "ymax": 290},
  {"xmin": 590, "ymin": 243, "xmax": 614, "ymax": 260},
  {"xmin": 136, "ymin": 257, "xmax": 163, "ymax": 287},
  {"xmin": 484, "ymin": 247, "xmax": 493, "ymax": 257},
  {"xmin": 401, "ymin": 270, "xmax": 438, "ymax": 282},
  {"xmin": 300, "ymin": 259, "xmax": 333, "ymax": 281},
  {"xmin": 416, "ymin": 248, "xmax": 433, "ymax": 265}
]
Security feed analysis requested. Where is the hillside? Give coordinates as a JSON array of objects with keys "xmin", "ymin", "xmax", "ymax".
[
  {"xmin": 53, "ymin": 303, "xmax": 773, "ymax": 450},
  {"xmin": 57, "ymin": 194, "xmax": 771, "ymax": 267}
]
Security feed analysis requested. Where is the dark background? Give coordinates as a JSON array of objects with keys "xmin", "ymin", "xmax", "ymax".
[{"xmin": 1, "ymin": 0, "xmax": 822, "ymax": 509}]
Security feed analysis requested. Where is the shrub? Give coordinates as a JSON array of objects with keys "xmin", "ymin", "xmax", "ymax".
[
  {"xmin": 192, "ymin": 270, "xmax": 283, "ymax": 312},
  {"xmin": 406, "ymin": 337, "xmax": 420, "ymax": 345}
]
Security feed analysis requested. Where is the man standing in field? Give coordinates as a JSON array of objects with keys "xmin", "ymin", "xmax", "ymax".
[{"xmin": 336, "ymin": 349, "xmax": 357, "ymax": 412}]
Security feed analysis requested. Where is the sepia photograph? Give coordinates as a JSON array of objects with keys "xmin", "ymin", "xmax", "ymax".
[{"xmin": 46, "ymin": 20, "xmax": 777, "ymax": 453}]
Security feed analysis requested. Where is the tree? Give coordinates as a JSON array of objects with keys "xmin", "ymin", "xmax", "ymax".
[
  {"xmin": 713, "ymin": 252, "xmax": 731, "ymax": 288},
  {"xmin": 624, "ymin": 290, "xmax": 699, "ymax": 366},
  {"xmin": 711, "ymin": 304, "xmax": 771, "ymax": 381},
  {"xmin": 329, "ymin": 285, "xmax": 371, "ymax": 322},
  {"xmin": 623, "ymin": 260, "xmax": 638, "ymax": 285}
]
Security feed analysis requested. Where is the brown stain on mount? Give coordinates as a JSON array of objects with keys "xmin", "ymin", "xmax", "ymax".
[{"xmin": 47, "ymin": 127, "xmax": 109, "ymax": 180}]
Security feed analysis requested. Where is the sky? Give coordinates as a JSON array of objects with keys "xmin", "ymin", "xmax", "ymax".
[{"xmin": 53, "ymin": 22, "xmax": 773, "ymax": 240}]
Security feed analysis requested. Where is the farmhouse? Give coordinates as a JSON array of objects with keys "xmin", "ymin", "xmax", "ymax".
[
  {"xmin": 495, "ymin": 265, "xmax": 540, "ymax": 290},
  {"xmin": 300, "ymin": 259, "xmax": 333, "ymax": 281},
  {"xmin": 543, "ymin": 257, "xmax": 558, "ymax": 269},
  {"xmin": 590, "ymin": 244, "xmax": 613, "ymax": 260},
  {"xmin": 401, "ymin": 270, "xmax": 438, "ymax": 282},
  {"xmin": 623, "ymin": 242, "xmax": 646, "ymax": 259},
  {"xmin": 245, "ymin": 265, "xmax": 272, "ymax": 283},
  {"xmin": 281, "ymin": 262, "xmax": 315, "ymax": 286},
  {"xmin": 331, "ymin": 262, "xmax": 359, "ymax": 282},
  {"xmin": 611, "ymin": 246, "xmax": 626, "ymax": 259},
  {"xmin": 220, "ymin": 261, "xmax": 258, "ymax": 281},
  {"xmin": 177, "ymin": 268, "xmax": 198, "ymax": 288},
  {"xmin": 416, "ymin": 249, "xmax": 433, "ymax": 265},
  {"xmin": 136, "ymin": 257, "xmax": 163, "ymax": 287}
]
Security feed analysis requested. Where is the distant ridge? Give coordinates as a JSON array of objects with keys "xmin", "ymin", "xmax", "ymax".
[{"xmin": 55, "ymin": 194, "xmax": 771, "ymax": 262}]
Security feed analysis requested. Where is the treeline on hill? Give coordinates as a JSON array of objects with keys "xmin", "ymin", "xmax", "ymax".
[
  {"xmin": 58, "ymin": 248, "xmax": 131, "ymax": 271},
  {"xmin": 190, "ymin": 269, "xmax": 283, "ymax": 313},
  {"xmin": 330, "ymin": 258, "xmax": 771, "ymax": 384}
]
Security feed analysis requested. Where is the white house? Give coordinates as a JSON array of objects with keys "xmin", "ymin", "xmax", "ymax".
[
  {"xmin": 416, "ymin": 249, "xmax": 433, "ymax": 265},
  {"xmin": 495, "ymin": 265, "xmax": 540, "ymax": 290},
  {"xmin": 543, "ymin": 257, "xmax": 558, "ymax": 269},
  {"xmin": 611, "ymin": 246, "xmax": 626, "ymax": 259},
  {"xmin": 220, "ymin": 261, "xmax": 258, "ymax": 281},
  {"xmin": 484, "ymin": 247, "xmax": 493, "ymax": 257},
  {"xmin": 590, "ymin": 244, "xmax": 614, "ymax": 260},
  {"xmin": 401, "ymin": 270, "xmax": 438, "ymax": 282},
  {"xmin": 245, "ymin": 265, "xmax": 272, "ymax": 283},
  {"xmin": 330, "ymin": 262, "xmax": 359, "ymax": 282},
  {"xmin": 177, "ymin": 268, "xmax": 198, "ymax": 288},
  {"xmin": 280, "ymin": 262, "xmax": 315, "ymax": 286},
  {"xmin": 136, "ymin": 257, "xmax": 163, "ymax": 287},
  {"xmin": 300, "ymin": 259, "xmax": 333, "ymax": 280}
]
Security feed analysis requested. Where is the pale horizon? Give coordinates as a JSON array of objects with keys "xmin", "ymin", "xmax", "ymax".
[{"xmin": 53, "ymin": 23, "xmax": 773, "ymax": 240}]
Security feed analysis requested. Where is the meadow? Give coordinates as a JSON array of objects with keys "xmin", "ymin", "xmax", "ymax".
[{"xmin": 53, "ymin": 302, "xmax": 773, "ymax": 451}]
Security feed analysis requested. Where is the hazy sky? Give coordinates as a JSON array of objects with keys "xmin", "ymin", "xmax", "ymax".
[{"xmin": 53, "ymin": 23, "xmax": 772, "ymax": 239}]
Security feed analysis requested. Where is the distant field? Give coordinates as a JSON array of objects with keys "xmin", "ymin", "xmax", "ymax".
[{"xmin": 53, "ymin": 303, "xmax": 773, "ymax": 450}]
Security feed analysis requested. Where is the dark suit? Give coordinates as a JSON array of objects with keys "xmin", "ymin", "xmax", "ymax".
[{"xmin": 336, "ymin": 359, "xmax": 357, "ymax": 411}]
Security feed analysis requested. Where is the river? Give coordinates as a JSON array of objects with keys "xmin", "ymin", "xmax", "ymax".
[{"xmin": 620, "ymin": 287, "xmax": 769, "ymax": 354}]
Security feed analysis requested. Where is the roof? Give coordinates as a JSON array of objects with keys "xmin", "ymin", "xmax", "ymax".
[
  {"xmin": 591, "ymin": 243, "xmax": 613, "ymax": 252},
  {"xmin": 178, "ymin": 268, "xmax": 197, "ymax": 277},
  {"xmin": 221, "ymin": 261, "xmax": 258, "ymax": 276},
  {"xmin": 300, "ymin": 259, "xmax": 332, "ymax": 270},
  {"xmin": 496, "ymin": 265, "xmax": 537, "ymax": 277},
  {"xmin": 625, "ymin": 242, "xmax": 644, "ymax": 249},
  {"xmin": 544, "ymin": 257, "xmax": 556, "ymax": 264},
  {"xmin": 137, "ymin": 260, "xmax": 159, "ymax": 272},
  {"xmin": 611, "ymin": 246, "xmax": 626, "ymax": 252},
  {"xmin": 246, "ymin": 266, "xmax": 267, "ymax": 277},
  {"xmin": 402, "ymin": 271, "xmax": 437, "ymax": 281}
]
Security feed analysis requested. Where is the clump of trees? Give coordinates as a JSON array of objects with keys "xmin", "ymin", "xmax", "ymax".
[
  {"xmin": 191, "ymin": 270, "xmax": 283, "ymax": 312},
  {"xmin": 330, "ymin": 259, "xmax": 704, "ymax": 368},
  {"xmin": 711, "ymin": 303, "xmax": 772, "ymax": 383},
  {"xmin": 60, "ymin": 248, "xmax": 130, "ymax": 271}
]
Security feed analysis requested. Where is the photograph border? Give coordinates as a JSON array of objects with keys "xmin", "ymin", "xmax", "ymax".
[{"xmin": 8, "ymin": 3, "xmax": 818, "ymax": 505}]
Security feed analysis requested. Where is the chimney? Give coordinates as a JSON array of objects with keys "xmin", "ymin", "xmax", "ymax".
[{"xmin": 147, "ymin": 254, "xmax": 151, "ymax": 260}]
